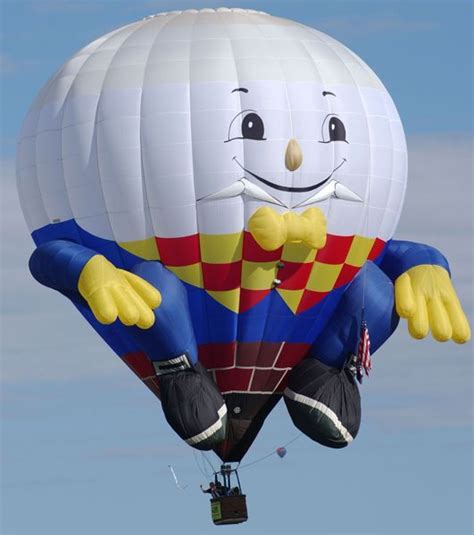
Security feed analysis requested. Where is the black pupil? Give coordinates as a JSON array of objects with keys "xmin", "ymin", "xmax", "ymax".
[
  {"xmin": 329, "ymin": 117, "xmax": 346, "ymax": 142},
  {"xmin": 242, "ymin": 113, "xmax": 264, "ymax": 140}
]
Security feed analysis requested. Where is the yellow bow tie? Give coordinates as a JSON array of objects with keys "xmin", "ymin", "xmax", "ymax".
[{"xmin": 248, "ymin": 206, "xmax": 327, "ymax": 252}]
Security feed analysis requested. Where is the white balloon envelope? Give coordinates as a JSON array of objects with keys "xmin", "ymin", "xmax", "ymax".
[{"xmin": 17, "ymin": 8, "xmax": 406, "ymax": 254}]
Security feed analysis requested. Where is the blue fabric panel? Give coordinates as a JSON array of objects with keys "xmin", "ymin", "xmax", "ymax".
[
  {"xmin": 193, "ymin": 284, "xmax": 239, "ymax": 344},
  {"xmin": 30, "ymin": 223, "xmax": 451, "ymax": 365},
  {"xmin": 310, "ymin": 262, "xmax": 400, "ymax": 368},
  {"xmin": 69, "ymin": 295, "xmax": 137, "ymax": 357},
  {"xmin": 28, "ymin": 238, "xmax": 197, "ymax": 363},
  {"xmin": 380, "ymin": 239, "xmax": 450, "ymax": 281},
  {"xmin": 257, "ymin": 290, "xmax": 286, "ymax": 344},
  {"xmin": 32, "ymin": 219, "xmax": 82, "ymax": 246},
  {"xmin": 29, "ymin": 240, "xmax": 96, "ymax": 292},
  {"xmin": 288, "ymin": 286, "xmax": 346, "ymax": 343},
  {"xmin": 232, "ymin": 286, "xmax": 347, "ymax": 344},
  {"xmin": 129, "ymin": 262, "xmax": 198, "ymax": 364},
  {"xmin": 31, "ymin": 219, "xmax": 146, "ymax": 270},
  {"xmin": 76, "ymin": 226, "xmax": 125, "ymax": 268},
  {"xmin": 184, "ymin": 283, "xmax": 212, "ymax": 345},
  {"xmin": 238, "ymin": 297, "xmax": 279, "ymax": 342}
]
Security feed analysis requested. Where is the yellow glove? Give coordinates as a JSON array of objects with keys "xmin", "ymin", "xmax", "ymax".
[
  {"xmin": 78, "ymin": 255, "xmax": 161, "ymax": 329},
  {"xmin": 394, "ymin": 265, "xmax": 470, "ymax": 343}
]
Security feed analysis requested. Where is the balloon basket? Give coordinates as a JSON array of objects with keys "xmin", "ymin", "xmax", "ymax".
[{"xmin": 210, "ymin": 495, "xmax": 248, "ymax": 525}]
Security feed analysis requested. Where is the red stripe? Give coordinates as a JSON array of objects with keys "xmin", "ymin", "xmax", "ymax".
[
  {"xmin": 198, "ymin": 342, "xmax": 236, "ymax": 369},
  {"xmin": 296, "ymin": 289, "xmax": 328, "ymax": 314},
  {"xmin": 278, "ymin": 261, "xmax": 313, "ymax": 290},
  {"xmin": 239, "ymin": 288, "xmax": 270, "ymax": 313},
  {"xmin": 275, "ymin": 342, "xmax": 310, "ymax": 367},
  {"xmin": 368, "ymin": 238, "xmax": 386, "ymax": 261},
  {"xmin": 156, "ymin": 234, "xmax": 200, "ymax": 266},
  {"xmin": 243, "ymin": 231, "xmax": 282, "ymax": 262},
  {"xmin": 315, "ymin": 235, "xmax": 354, "ymax": 264},
  {"xmin": 202, "ymin": 261, "xmax": 242, "ymax": 291},
  {"xmin": 236, "ymin": 342, "xmax": 282, "ymax": 367},
  {"xmin": 122, "ymin": 351, "xmax": 155, "ymax": 379},
  {"xmin": 335, "ymin": 263, "xmax": 360, "ymax": 287},
  {"xmin": 357, "ymin": 326, "xmax": 371, "ymax": 374}
]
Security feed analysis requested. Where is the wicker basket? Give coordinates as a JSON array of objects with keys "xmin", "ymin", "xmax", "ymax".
[{"xmin": 210, "ymin": 495, "xmax": 248, "ymax": 525}]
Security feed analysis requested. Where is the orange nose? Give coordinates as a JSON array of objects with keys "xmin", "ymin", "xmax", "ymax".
[{"xmin": 285, "ymin": 138, "xmax": 303, "ymax": 171}]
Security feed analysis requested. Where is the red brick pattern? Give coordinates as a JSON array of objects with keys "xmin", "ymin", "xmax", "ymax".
[
  {"xmin": 215, "ymin": 368, "xmax": 253, "ymax": 392},
  {"xmin": 199, "ymin": 342, "xmax": 236, "ymax": 369},
  {"xmin": 200, "ymin": 341, "xmax": 311, "ymax": 394},
  {"xmin": 250, "ymin": 369, "xmax": 288, "ymax": 392}
]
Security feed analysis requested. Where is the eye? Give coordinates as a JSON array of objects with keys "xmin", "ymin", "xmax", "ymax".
[
  {"xmin": 225, "ymin": 110, "xmax": 266, "ymax": 143},
  {"xmin": 241, "ymin": 112, "xmax": 264, "ymax": 140},
  {"xmin": 328, "ymin": 117, "xmax": 346, "ymax": 141},
  {"xmin": 319, "ymin": 114, "xmax": 348, "ymax": 144}
]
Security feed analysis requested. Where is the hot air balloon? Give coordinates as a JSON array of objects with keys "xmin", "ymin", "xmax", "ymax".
[{"xmin": 17, "ymin": 8, "xmax": 470, "ymax": 469}]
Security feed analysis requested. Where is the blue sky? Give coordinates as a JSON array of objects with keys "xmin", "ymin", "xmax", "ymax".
[{"xmin": 1, "ymin": 1, "xmax": 473, "ymax": 534}]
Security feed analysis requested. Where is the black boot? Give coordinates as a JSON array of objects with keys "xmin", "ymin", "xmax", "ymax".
[
  {"xmin": 284, "ymin": 358, "xmax": 361, "ymax": 448},
  {"xmin": 157, "ymin": 357, "xmax": 227, "ymax": 450}
]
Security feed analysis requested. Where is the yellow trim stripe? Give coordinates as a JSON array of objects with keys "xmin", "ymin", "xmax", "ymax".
[
  {"xmin": 241, "ymin": 260, "xmax": 277, "ymax": 290},
  {"xmin": 119, "ymin": 237, "xmax": 160, "ymax": 260},
  {"xmin": 281, "ymin": 241, "xmax": 317, "ymax": 263},
  {"xmin": 200, "ymin": 232, "xmax": 243, "ymax": 264},
  {"xmin": 167, "ymin": 263, "xmax": 203, "ymax": 288},
  {"xmin": 277, "ymin": 289, "xmax": 305, "ymax": 313},
  {"xmin": 346, "ymin": 236, "xmax": 375, "ymax": 267},
  {"xmin": 306, "ymin": 262, "xmax": 343, "ymax": 292},
  {"xmin": 207, "ymin": 289, "xmax": 240, "ymax": 313}
]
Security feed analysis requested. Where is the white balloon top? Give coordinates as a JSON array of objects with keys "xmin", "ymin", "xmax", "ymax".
[{"xmin": 17, "ymin": 9, "xmax": 406, "ymax": 245}]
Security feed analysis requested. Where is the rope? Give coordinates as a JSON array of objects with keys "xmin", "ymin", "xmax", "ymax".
[
  {"xmin": 192, "ymin": 449, "xmax": 209, "ymax": 479},
  {"xmin": 239, "ymin": 432, "xmax": 303, "ymax": 471},
  {"xmin": 201, "ymin": 451, "xmax": 218, "ymax": 475}
]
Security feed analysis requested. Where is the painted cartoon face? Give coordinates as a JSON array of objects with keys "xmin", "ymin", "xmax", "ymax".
[
  {"xmin": 17, "ymin": 8, "xmax": 407, "ymax": 251},
  {"xmin": 198, "ymin": 85, "xmax": 354, "ymax": 208}
]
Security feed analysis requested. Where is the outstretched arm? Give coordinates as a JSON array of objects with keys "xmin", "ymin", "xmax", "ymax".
[
  {"xmin": 29, "ymin": 240, "xmax": 161, "ymax": 329},
  {"xmin": 379, "ymin": 240, "xmax": 470, "ymax": 343}
]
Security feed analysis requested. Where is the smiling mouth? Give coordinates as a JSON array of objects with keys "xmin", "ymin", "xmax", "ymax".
[{"xmin": 232, "ymin": 157, "xmax": 347, "ymax": 193}]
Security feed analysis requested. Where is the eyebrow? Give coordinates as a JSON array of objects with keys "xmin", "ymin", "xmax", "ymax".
[
  {"xmin": 232, "ymin": 87, "xmax": 249, "ymax": 93},
  {"xmin": 322, "ymin": 91, "xmax": 336, "ymax": 97}
]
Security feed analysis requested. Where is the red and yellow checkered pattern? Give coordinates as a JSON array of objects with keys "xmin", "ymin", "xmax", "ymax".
[
  {"xmin": 119, "ymin": 232, "xmax": 386, "ymax": 397},
  {"xmin": 119, "ymin": 231, "xmax": 385, "ymax": 314}
]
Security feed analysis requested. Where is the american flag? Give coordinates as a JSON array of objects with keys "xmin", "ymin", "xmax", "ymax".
[{"xmin": 356, "ymin": 320, "xmax": 371, "ymax": 384}]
